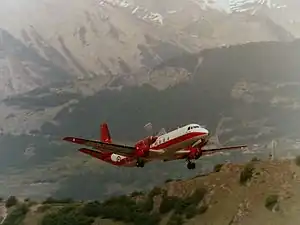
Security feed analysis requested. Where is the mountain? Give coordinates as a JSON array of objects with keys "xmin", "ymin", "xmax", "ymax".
[
  {"xmin": 0, "ymin": 39, "xmax": 300, "ymax": 200},
  {"xmin": 0, "ymin": 0, "xmax": 299, "ymax": 98},
  {"xmin": 1, "ymin": 0, "xmax": 300, "ymax": 201},
  {"xmin": 2, "ymin": 158, "xmax": 300, "ymax": 225}
]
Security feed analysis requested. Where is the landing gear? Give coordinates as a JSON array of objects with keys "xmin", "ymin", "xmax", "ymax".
[
  {"xmin": 187, "ymin": 161, "xmax": 196, "ymax": 170},
  {"xmin": 136, "ymin": 158, "xmax": 145, "ymax": 168}
]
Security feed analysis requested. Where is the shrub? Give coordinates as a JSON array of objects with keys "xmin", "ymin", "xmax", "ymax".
[
  {"xmin": 265, "ymin": 195, "xmax": 279, "ymax": 211},
  {"xmin": 185, "ymin": 205, "xmax": 198, "ymax": 219},
  {"xmin": 198, "ymin": 205, "xmax": 208, "ymax": 214},
  {"xmin": 37, "ymin": 205, "xmax": 52, "ymax": 213},
  {"xmin": 167, "ymin": 213, "xmax": 183, "ymax": 225},
  {"xmin": 81, "ymin": 201, "xmax": 102, "ymax": 217},
  {"xmin": 42, "ymin": 197, "xmax": 74, "ymax": 204},
  {"xmin": 159, "ymin": 196, "xmax": 180, "ymax": 214},
  {"xmin": 185, "ymin": 188, "xmax": 207, "ymax": 205},
  {"xmin": 5, "ymin": 196, "xmax": 18, "ymax": 208},
  {"xmin": 2, "ymin": 204, "xmax": 28, "ymax": 225},
  {"xmin": 132, "ymin": 212, "xmax": 160, "ymax": 225},
  {"xmin": 98, "ymin": 195, "xmax": 161, "ymax": 225},
  {"xmin": 239, "ymin": 163, "xmax": 254, "ymax": 185},
  {"xmin": 251, "ymin": 157, "xmax": 260, "ymax": 162},
  {"xmin": 165, "ymin": 179, "xmax": 174, "ymax": 183},
  {"xmin": 131, "ymin": 191, "xmax": 144, "ymax": 197},
  {"xmin": 141, "ymin": 195, "xmax": 154, "ymax": 212},
  {"xmin": 295, "ymin": 156, "xmax": 300, "ymax": 166},
  {"xmin": 149, "ymin": 187, "xmax": 162, "ymax": 198},
  {"xmin": 213, "ymin": 164, "xmax": 223, "ymax": 172},
  {"xmin": 160, "ymin": 187, "xmax": 207, "ymax": 217},
  {"xmin": 41, "ymin": 205, "xmax": 93, "ymax": 225}
]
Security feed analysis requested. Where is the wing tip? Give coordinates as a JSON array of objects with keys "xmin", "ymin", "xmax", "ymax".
[{"xmin": 62, "ymin": 136, "xmax": 72, "ymax": 141}]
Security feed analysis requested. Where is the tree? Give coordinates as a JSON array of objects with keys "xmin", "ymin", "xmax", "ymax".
[
  {"xmin": 265, "ymin": 195, "xmax": 279, "ymax": 211},
  {"xmin": 295, "ymin": 156, "xmax": 300, "ymax": 166},
  {"xmin": 239, "ymin": 163, "xmax": 254, "ymax": 185},
  {"xmin": 5, "ymin": 196, "xmax": 18, "ymax": 208},
  {"xmin": 213, "ymin": 164, "xmax": 223, "ymax": 172}
]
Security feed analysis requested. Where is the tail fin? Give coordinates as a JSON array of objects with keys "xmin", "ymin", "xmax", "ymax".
[{"xmin": 100, "ymin": 123, "xmax": 112, "ymax": 143}]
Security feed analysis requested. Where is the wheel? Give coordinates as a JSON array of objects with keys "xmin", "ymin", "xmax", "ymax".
[
  {"xmin": 187, "ymin": 162, "xmax": 196, "ymax": 170},
  {"xmin": 136, "ymin": 158, "xmax": 145, "ymax": 168}
]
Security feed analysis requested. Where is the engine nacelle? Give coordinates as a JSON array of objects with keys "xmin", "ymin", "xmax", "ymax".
[
  {"xmin": 135, "ymin": 136, "xmax": 158, "ymax": 158},
  {"xmin": 187, "ymin": 147, "xmax": 202, "ymax": 160}
]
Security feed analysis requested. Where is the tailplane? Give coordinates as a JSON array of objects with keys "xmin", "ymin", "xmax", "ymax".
[{"xmin": 100, "ymin": 123, "xmax": 112, "ymax": 143}]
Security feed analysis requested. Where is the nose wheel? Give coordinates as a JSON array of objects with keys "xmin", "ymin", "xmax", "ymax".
[
  {"xmin": 136, "ymin": 158, "xmax": 145, "ymax": 168},
  {"xmin": 187, "ymin": 161, "xmax": 196, "ymax": 170}
]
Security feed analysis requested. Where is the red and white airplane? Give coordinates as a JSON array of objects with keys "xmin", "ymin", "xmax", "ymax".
[{"xmin": 63, "ymin": 123, "xmax": 247, "ymax": 170}]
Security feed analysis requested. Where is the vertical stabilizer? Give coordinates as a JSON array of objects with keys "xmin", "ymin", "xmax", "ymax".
[{"xmin": 100, "ymin": 123, "xmax": 112, "ymax": 143}]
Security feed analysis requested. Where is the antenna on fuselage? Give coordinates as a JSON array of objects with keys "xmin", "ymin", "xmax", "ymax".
[{"xmin": 157, "ymin": 128, "xmax": 167, "ymax": 136}]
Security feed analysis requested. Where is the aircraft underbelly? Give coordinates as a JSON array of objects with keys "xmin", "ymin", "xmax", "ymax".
[{"xmin": 161, "ymin": 136, "xmax": 200, "ymax": 157}]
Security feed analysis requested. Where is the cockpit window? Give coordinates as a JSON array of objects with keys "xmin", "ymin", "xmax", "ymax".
[{"xmin": 188, "ymin": 125, "xmax": 200, "ymax": 130}]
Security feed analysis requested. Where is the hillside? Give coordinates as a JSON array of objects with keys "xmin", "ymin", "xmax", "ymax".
[{"xmin": 2, "ymin": 158, "xmax": 300, "ymax": 225}]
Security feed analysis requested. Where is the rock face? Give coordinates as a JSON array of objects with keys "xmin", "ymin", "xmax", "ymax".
[{"xmin": 0, "ymin": 0, "xmax": 299, "ymax": 98}]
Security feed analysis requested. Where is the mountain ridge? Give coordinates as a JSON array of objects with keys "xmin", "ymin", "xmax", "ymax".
[{"xmin": 0, "ymin": 0, "xmax": 299, "ymax": 98}]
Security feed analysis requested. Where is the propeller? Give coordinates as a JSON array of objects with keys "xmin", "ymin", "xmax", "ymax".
[{"xmin": 144, "ymin": 122, "xmax": 166, "ymax": 137}]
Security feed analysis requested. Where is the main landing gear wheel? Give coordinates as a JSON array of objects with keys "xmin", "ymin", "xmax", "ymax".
[
  {"xmin": 136, "ymin": 158, "xmax": 145, "ymax": 168},
  {"xmin": 187, "ymin": 161, "xmax": 196, "ymax": 170}
]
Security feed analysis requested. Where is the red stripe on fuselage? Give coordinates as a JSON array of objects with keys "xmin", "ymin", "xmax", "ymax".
[{"xmin": 151, "ymin": 132, "xmax": 207, "ymax": 150}]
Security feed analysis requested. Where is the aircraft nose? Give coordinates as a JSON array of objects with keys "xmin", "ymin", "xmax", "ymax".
[{"xmin": 202, "ymin": 128, "xmax": 209, "ymax": 136}]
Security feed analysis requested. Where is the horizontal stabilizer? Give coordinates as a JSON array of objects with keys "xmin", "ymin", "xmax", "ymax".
[{"xmin": 63, "ymin": 136, "xmax": 135, "ymax": 157}]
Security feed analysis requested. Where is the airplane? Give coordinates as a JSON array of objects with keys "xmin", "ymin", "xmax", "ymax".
[{"xmin": 62, "ymin": 123, "xmax": 247, "ymax": 170}]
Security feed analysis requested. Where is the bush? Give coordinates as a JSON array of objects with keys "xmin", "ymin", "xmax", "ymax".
[
  {"xmin": 239, "ymin": 163, "xmax": 254, "ymax": 185},
  {"xmin": 251, "ymin": 157, "xmax": 260, "ymax": 162},
  {"xmin": 131, "ymin": 191, "xmax": 144, "ymax": 197},
  {"xmin": 160, "ymin": 187, "xmax": 207, "ymax": 218},
  {"xmin": 37, "ymin": 205, "xmax": 52, "ymax": 213},
  {"xmin": 198, "ymin": 205, "xmax": 208, "ymax": 214},
  {"xmin": 41, "ymin": 206, "xmax": 93, "ymax": 225},
  {"xmin": 213, "ymin": 164, "xmax": 223, "ymax": 172},
  {"xmin": 159, "ymin": 196, "xmax": 180, "ymax": 214},
  {"xmin": 81, "ymin": 201, "xmax": 102, "ymax": 217},
  {"xmin": 42, "ymin": 197, "xmax": 74, "ymax": 204},
  {"xmin": 99, "ymin": 195, "xmax": 160, "ymax": 225},
  {"xmin": 132, "ymin": 213, "xmax": 161, "ymax": 225},
  {"xmin": 5, "ymin": 196, "xmax": 18, "ymax": 208},
  {"xmin": 2, "ymin": 204, "xmax": 28, "ymax": 225},
  {"xmin": 295, "ymin": 156, "xmax": 300, "ymax": 166},
  {"xmin": 185, "ymin": 205, "xmax": 198, "ymax": 219},
  {"xmin": 185, "ymin": 188, "xmax": 207, "ymax": 205},
  {"xmin": 167, "ymin": 213, "xmax": 183, "ymax": 225},
  {"xmin": 141, "ymin": 195, "xmax": 154, "ymax": 212},
  {"xmin": 265, "ymin": 195, "xmax": 279, "ymax": 211},
  {"xmin": 165, "ymin": 179, "xmax": 174, "ymax": 183},
  {"xmin": 149, "ymin": 187, "xmax": 162, "ymax": 198}
]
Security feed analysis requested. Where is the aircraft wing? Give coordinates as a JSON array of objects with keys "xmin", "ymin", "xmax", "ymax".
[
  {"xmin": 202, "ymin": 145, "xmax": 247, "ymax": 156},
  {"xmin": 63, "ymin": 136, "xmax": 136, "ymax": 157}
]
